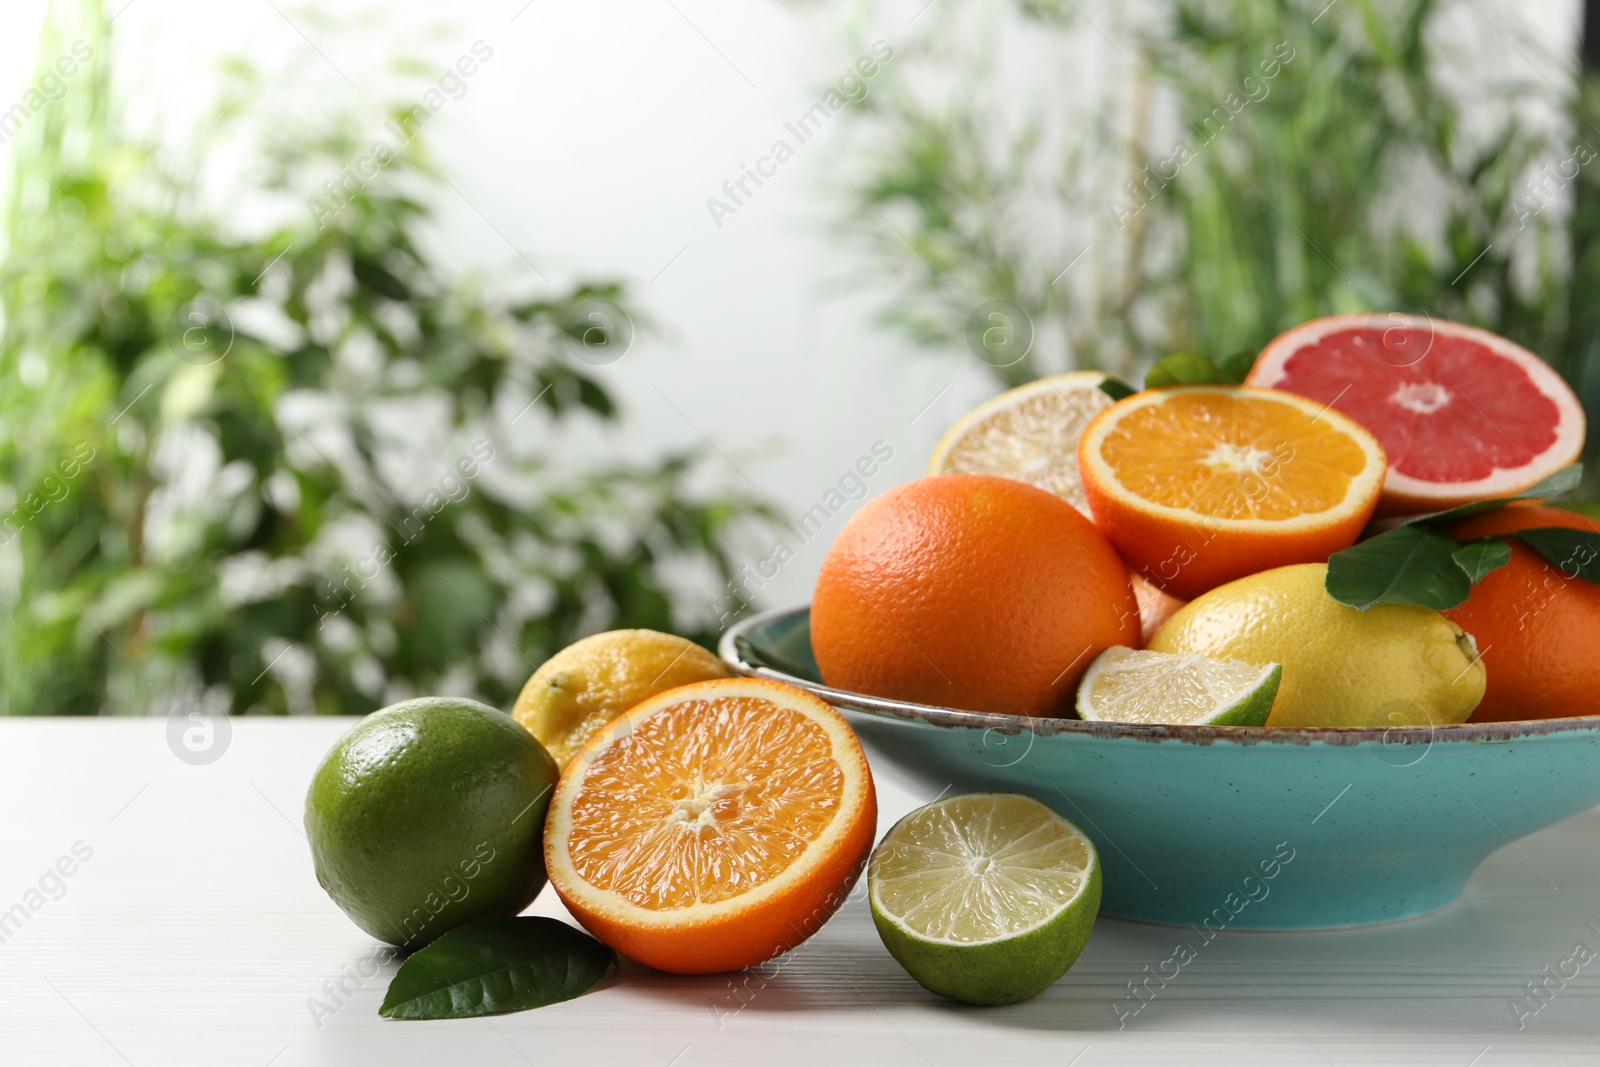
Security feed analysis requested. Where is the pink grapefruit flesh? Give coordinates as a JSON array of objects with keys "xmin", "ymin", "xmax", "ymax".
[{"xmin": 1248, "ymin": 314, "xmax": 1585, "ymax": 515}]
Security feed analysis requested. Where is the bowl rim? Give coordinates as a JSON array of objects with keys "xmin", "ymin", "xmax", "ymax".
[{"xmin": 719, "ymin": 604, "xmax": 1600, "ymax": 747}]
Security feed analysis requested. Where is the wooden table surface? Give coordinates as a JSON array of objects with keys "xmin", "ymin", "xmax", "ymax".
[{"xmin": 2, "ymin": 717, "xmax": 1598, "ymax": 1066}]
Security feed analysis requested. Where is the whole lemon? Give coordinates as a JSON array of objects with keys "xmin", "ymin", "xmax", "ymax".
[
  {"xmin": 304, "ymin": 697, "xmax": 559, "ymax": 948},
  {"xmin": 1148, "ymin": 563, "xmax": 1485, "ymax": 728},
  {"xmin": 512, "ymin": 630, "xmax": 732, "ymax": 766}
]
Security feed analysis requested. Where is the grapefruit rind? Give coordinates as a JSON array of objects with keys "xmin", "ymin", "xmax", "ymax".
[
  {"xmin": 544, "ymin": 677, "xmax": 876, "ymax": 973},
  {"xmin": 1248, "ymin": 314, "xmax": 1585, "ymax": 512}
]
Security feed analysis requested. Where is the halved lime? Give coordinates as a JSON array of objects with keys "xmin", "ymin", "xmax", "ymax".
[
  {"xmin": 1076, "ymin": 645, "xmax": 1280, "ymax": 726},
  {"xmin": 868, "ymin": 793, "xmax": 1101, "ymax": 1005}
]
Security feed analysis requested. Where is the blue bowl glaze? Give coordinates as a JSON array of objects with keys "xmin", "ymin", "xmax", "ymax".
[{"xmin": 720, "ymin": 606, "xmax": 1600, "ymax": 930}]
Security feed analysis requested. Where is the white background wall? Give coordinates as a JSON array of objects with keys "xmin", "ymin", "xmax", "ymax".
[{"xmin": 0, "ymin": 0, "xmax": 1583, "ymax": 616}]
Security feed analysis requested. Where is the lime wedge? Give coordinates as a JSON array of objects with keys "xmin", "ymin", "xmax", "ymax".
[
  {"xmin": 868, "ymin": 793, "xmax": 1101, "ymax": 1005},
  {"xmin": 1076, "ymin": 645, "xmax": 1279, "ymax": 726}
]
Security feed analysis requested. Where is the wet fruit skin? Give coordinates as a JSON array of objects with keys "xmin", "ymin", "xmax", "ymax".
[
  {"xmin": 811, "ymin": 474, "xmax": 1139, "ymax": 716},
  {"xmin": 1444, "ymin": 504, "xmax": 1600, "ymax": 722},
  {"xmin": 304, "ymin": 697, "xmax": 560, "ymax": 948}
]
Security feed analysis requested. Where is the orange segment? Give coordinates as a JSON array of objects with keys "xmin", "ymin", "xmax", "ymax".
[
  {"xmin": 545, "ymin": 678, "xmax": 877, "ymax": 974},
  {"xmin": 1078, "ymin": 385, "xmax": 1386, "ymax": 600}
]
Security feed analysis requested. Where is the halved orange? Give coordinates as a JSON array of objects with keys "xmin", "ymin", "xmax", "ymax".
[
  {"xmin": 1078, "ymin": 385, "xmax": 1387, "ymax": 600},
  {"xmin": 544, "ymin": 677, "xmax": 877, "ymax": 974}
]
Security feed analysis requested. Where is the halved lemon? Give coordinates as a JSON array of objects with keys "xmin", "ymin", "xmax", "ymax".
[
  {"xmin": 1076, "ymin": 645, "xmax": 1280, "ymax": 726},
  {"xmin": 928, "ymin": 371, "xmax": 1113, "ymax": 515},
  {"xmin": 1078, "ymin": 384, "xmax": 1387, "ymax": 599},
  {"xmin": 543, "ymin": 678, "xmax": 877, "ymax": 974}
]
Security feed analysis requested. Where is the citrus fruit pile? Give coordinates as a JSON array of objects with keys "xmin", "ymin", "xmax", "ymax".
[
  {"xmin": 814, "ymin": 312, "xmax": 1598, "ymax": 728},
  {"xmin": 305, "ymin": 629, "xmax": 1101, "ymax": 1010},
  {"xmin": 306, "ymin": 633, "xmax": 876, "ymax": 967},
  {"xmin": 297, "ymin": 310, "xmax": 1600, "ymax": 1022}
]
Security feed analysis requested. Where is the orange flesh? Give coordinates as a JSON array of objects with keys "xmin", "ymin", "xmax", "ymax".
[
  {"xmin": 566, "ymin": 696, "xmax": 845, "ymax": 909},
  {"xmin": 1099, "ymin": 393, "xmax": 1370, "ymax": 519}
]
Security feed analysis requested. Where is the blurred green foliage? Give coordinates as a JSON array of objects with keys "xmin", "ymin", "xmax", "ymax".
[
  {"xmin": 0, "ymin": 4, "xmax": 773, "ymax": 715},
  {"xmin": 832, "ymin": 0, "xmax": 1600, "ymax": 481}
]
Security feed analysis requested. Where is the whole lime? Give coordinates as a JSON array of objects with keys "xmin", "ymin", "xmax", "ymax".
[{"xmin": 304, "ymin": 697, "xmax": 559, "ymax": 948}]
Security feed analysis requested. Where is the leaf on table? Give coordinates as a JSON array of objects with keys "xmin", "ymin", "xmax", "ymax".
[
  {"xmin": 1450, "ymin": 539, "xmax": 1512, "ymax": 582},
  {"xmin": 1404, "ymin": 463, "xmax": 1585, "ymax": 528},
  {"xmin": 1326, "ymin": 524, "xmax": 1471, "ymax": 610},
  {"xmin": 379, "ymin": 916, "xmax": 616, "ymax": 1021},
  {"xmin": 1144, "ymin": 351, "xmax": 1227, "ymax": 389},
  {"xmin": 1512, "ymin": 527, "xmax": 1600, "ymax": 583}
]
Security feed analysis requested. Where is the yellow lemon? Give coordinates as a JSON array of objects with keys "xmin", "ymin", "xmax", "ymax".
[
  {"xmin": 1148, "ymin": 563, "xmax": 1485, "ymax": 728},
  {"xmin": 512, "ymin": 630, "xmax": 732, "ymax": 766}
]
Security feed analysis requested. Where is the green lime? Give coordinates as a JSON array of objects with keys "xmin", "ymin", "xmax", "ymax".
[
  {"xmin": 868, "ymin": 793, "xmax": 1101, "ymax": 1005},
  {"xmin": 1075, "ymin": 645, "xmax": 1280, "ymax": 726},
  {"xmin": 304, "ymin": 697, "xmax": 559, "ymax": 948}
]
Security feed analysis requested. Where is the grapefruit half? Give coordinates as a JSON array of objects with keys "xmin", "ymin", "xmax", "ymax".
[{"xmin": 1248, "ymin": 314, "xmax": 1585, "ymax": 515}]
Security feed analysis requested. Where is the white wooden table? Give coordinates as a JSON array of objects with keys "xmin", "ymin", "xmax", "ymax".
[{"xmin": 2, "ymin": 718, "xmax": 1598, "ymax": 1066}]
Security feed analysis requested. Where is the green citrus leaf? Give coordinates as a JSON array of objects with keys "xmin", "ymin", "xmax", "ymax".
[
  {"xmin": 1406, "ymin": 463, "xmax": 1584, "ymax": 527},
  {"xmin": 1512, "ymin": 527, "xmax": 1600, "ymax": 583},
  {"xmin": 1144, "ymin": 351, "xmax": 1226, "ymax": 389},
  {"xmin": 1097, "ymin": 377, "xmax": 1137, "ymax": 401},
  {"xmin": 1326, "ymin": 525, "xmax": 1471, "ymax": 610},
  {"xmin": 1450, "ymin": 539, "xmax": 1512, "ymax": 582},
  {"xmin": 1217, "ymin": 350, "xmax": 1258, "ymax": 383},
  {"xmin": 379, "ymin": 917, "xmax": 615, "ymax": 1020}
]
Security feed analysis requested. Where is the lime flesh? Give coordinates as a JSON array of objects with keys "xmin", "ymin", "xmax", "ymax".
[
  {"xmin": 1076, "ymin": 645, "xmax": 1281, "ymax": 726},
  {"xmin": 868, "ymin": 793, "xmax": 1101, "ymax": 1005},
  {"xmin": 304, "ymin": 697, "xmax": 559, "ymax": 948}
]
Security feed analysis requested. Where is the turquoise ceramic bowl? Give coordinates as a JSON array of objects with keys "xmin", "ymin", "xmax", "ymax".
[{"xmin": 721, "ymin": 606, "xmax": 1600, "ymax": 930}]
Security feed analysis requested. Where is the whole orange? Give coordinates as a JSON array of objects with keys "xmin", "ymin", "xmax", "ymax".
[
  {"xmin": 811, "ymin": 474, "xmax": 1139, "ymax": 716},
  {"xmin": 1443, "ymin": 503, "xmax": 1600, "ymax": 722}
]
